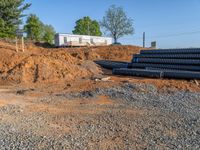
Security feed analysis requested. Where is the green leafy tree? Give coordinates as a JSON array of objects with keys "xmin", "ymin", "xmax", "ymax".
[
  {"xmin": 101, "ymin": 5, "xmax": 134, "ymax": 43},
  {"xmin": 73, "ymin": 16, "xmax": 102, "ymax": 36},
  {"xmin": 24, "ymin": 14, "xmax": 43, "ymax": 41},
  {"xmin": 42, "ymin": 25, "xmax": 56, "ymax": 44},
  {"xmin": 0, "ymin": 0, "xmax": 31, "ymax": 38}
]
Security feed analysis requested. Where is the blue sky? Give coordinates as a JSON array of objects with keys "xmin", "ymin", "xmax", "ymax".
[{"xmin": 24, "ymin": 0, "xmax": 200, "ymax": 48}]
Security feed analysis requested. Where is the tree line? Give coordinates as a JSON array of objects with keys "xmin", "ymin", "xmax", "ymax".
[{"xmin": 0, "ymin": 0, "xmax": 134, "ymax": 44}]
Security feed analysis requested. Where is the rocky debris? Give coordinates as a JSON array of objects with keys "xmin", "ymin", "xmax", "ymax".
[
  {"xmin": 94, "ymin": 76, "xmax": 111, "ymax": 82},
  {"xmin": 0, "ymin": 104, "xmax": 23, "ymax": 115},
  {"xmin": 80, "ymin": 60, "xmax": 103, "ymax": 76}
]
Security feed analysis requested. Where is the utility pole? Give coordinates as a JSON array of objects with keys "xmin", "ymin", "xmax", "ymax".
[{"xmin": 143, "ymin": 32, "xmax": 146, "ymax": 48}]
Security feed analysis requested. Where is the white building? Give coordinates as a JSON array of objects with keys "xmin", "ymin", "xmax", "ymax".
[{"xmin": 55, "ymin": 33, "xmax": 113, "ymax": 47}]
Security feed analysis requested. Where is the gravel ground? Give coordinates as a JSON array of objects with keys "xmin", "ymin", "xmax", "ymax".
[{"xmin": 0, "ymin": 83, "xmax": 200, "ymax": 150}]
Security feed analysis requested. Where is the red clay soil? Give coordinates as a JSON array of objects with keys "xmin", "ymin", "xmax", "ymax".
[
  {"xmin": 110, "ymin": 75, "xmax": 200, "ymax": 92},
  {"xmin": 0, "ymin": 40, "xmax": 200, "ymax": 92},
  {"xmin": 91, "ymin": 45, "xmax": 143, "ymax": 61},
  {"xmin": 0, "ymin": 41, "xmax": 101, "ymax": 84},
  {"xmin": 64, "ymin": 45, "xmax": 143, "ymax": 61}
]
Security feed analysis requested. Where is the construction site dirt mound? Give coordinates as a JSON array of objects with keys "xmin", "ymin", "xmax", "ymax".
[
  {"xmin": 0, "ymin": 41, "xmax": 102, "ymax": 85},
  {"xmin": 66, "ymin": 48, "xmax": 101, "ymax": 61},
  {"xmin": 92, "ymin": 45, "xmax": 143, "ymax": 61},
  {"xmin": 64, "ymin": 45, "xmax": 143, "ymax": 61}
]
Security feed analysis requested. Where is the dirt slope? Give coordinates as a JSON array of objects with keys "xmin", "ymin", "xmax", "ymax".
[
  {"xmin": 0, "ymin": 41, "xmax": 102, "ymax": 84},
  {"xmin": 0, "ymin": 41, "xmax": 142, "ymax": 85},
  {"xmin": 64, "ymin": 45, "xmax": 143, "ymax": 61}
]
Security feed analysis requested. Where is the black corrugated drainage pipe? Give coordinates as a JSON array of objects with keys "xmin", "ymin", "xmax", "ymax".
[
  {"xmin": 129, "ymin": 63, "xmax": 200, "ymax": 72},
  {"xmin": 94, "ymin": 60, "xmax": 128, "ymax": 69},
  {"xmin": 132, "ymin": 58, "xmax": 200, "ymax": 65},
  {"xmin": 113, "ymin": 68, "xmax": 200, "ymax": 79},
  {"xmin": 133, "ymin": 54, "xmax": 200, "ymax": 59},
  {"xmin": 145, "ymin": 67, "xmax": 179, "ymax": 71},
  {"xmin": 113, "ymin": 68, "xmax": 163, "ymax": 78},
  {"xmin": 164, "ymin": 70, "xmax": 200, "ymax": 79},
  {"xmin": 140, "ymin": 48, "xmax": 200, "ymax": 54}
]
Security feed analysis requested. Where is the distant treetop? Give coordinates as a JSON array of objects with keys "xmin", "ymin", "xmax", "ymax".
[
  {"xmin": 73, "ymin": 16, "xmax": 102, "ymax": 36},
  {"xmin": 100, "ymin": 5, "xmax": 134, "ymax": 43},
  {"xmin": 24, "ymin": 14, "xmax": 56, "ymax": 44},
  {"xmin": 0, "ymin": 0, "xmax": 31, "ymax": 38}
]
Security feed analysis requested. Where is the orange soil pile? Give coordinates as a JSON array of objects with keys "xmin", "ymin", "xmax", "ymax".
[
  {"xmin": 91, "ymin": 45, "xmax": 143, "ymax": 61},
  {"xmin": 0, "ymin": 41, "xmax": 102, "ymax": 84},
  {"xmin": 65, "ymin": 45, "xmax": 143, "ymax": 61}
]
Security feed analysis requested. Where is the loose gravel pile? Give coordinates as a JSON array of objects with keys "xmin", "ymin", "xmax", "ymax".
[{"xmin": 0, "ymin": 83, "xmax": 200, "ymax": 149}]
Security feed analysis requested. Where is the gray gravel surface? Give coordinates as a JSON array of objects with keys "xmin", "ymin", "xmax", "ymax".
[{"xmin": 0, "ymin": 83, "xmax": 200, "ymax": 150}]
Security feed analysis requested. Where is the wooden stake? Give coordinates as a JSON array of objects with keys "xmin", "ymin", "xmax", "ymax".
[
  {"xmin": 194, "ymin": 80, "xmax": 199, "ymax": 86},
  {"xmin": 21, "ymin": 36, "xmax": 24, "ymax": 52},
  {"xmin": 15, "ymin": 37, "xmax": 18, "ymax": 52}
]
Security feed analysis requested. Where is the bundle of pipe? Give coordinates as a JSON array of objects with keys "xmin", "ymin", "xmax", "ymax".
[
  {"xmin": 118, "ymin": 48, "xmax": 200, "ymax": 79},
  {"xmin": 131, "ymin": 48, "xmax": 200, "ymax": 72},
  {"xmin": 95, "ymin": 48, "xmax": 200, "ymax": 79}
]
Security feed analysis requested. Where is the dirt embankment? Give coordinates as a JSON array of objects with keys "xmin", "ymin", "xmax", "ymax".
[
  {"xmin": 64, "ymin": 45, "xmax": 143, "ymax": 61},
  {"xmin": 0, "ymin": 41, "xmax": 102, "ymax": 85}
]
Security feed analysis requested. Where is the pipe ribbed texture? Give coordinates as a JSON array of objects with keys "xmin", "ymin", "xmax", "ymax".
[
  {"xmin": 113, "ymin": 68, "xmax": 200, "ymax": 79},
  {"xmin": 133, "ymin": 54, "xmax": 200, "ymax": 59},
  {"xmin": 132, "ymin": 58, "xmax": 200, "ymax": 65},
  {"xmin": 94, "ymin": 60, "xmax": 128, "ymax": 69},
  {"xmin": 129, "ymin": 63, "xmax": 200, "ymax": 71},
  {"xmin": 140, "ymin": 48, "xmax": 200, "ymax": 54},
  {"xmin": 113, "ymin": 68, "xmax": 163, "ymax": 78}
]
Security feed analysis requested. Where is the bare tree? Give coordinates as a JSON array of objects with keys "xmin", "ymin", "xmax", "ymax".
[{"xmin": 101, "ymin": 5, "xmax": 134, "ymax": 44}]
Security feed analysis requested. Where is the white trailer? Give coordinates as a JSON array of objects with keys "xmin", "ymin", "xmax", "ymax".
[{"xmin": 55, "ymin": 33, "xmax": 113, "ymax": 47}]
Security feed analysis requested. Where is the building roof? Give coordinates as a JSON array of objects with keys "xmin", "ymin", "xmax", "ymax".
[{"xmin": 56, "ymin": 33, "xmax": 112, "ymax": 39}]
